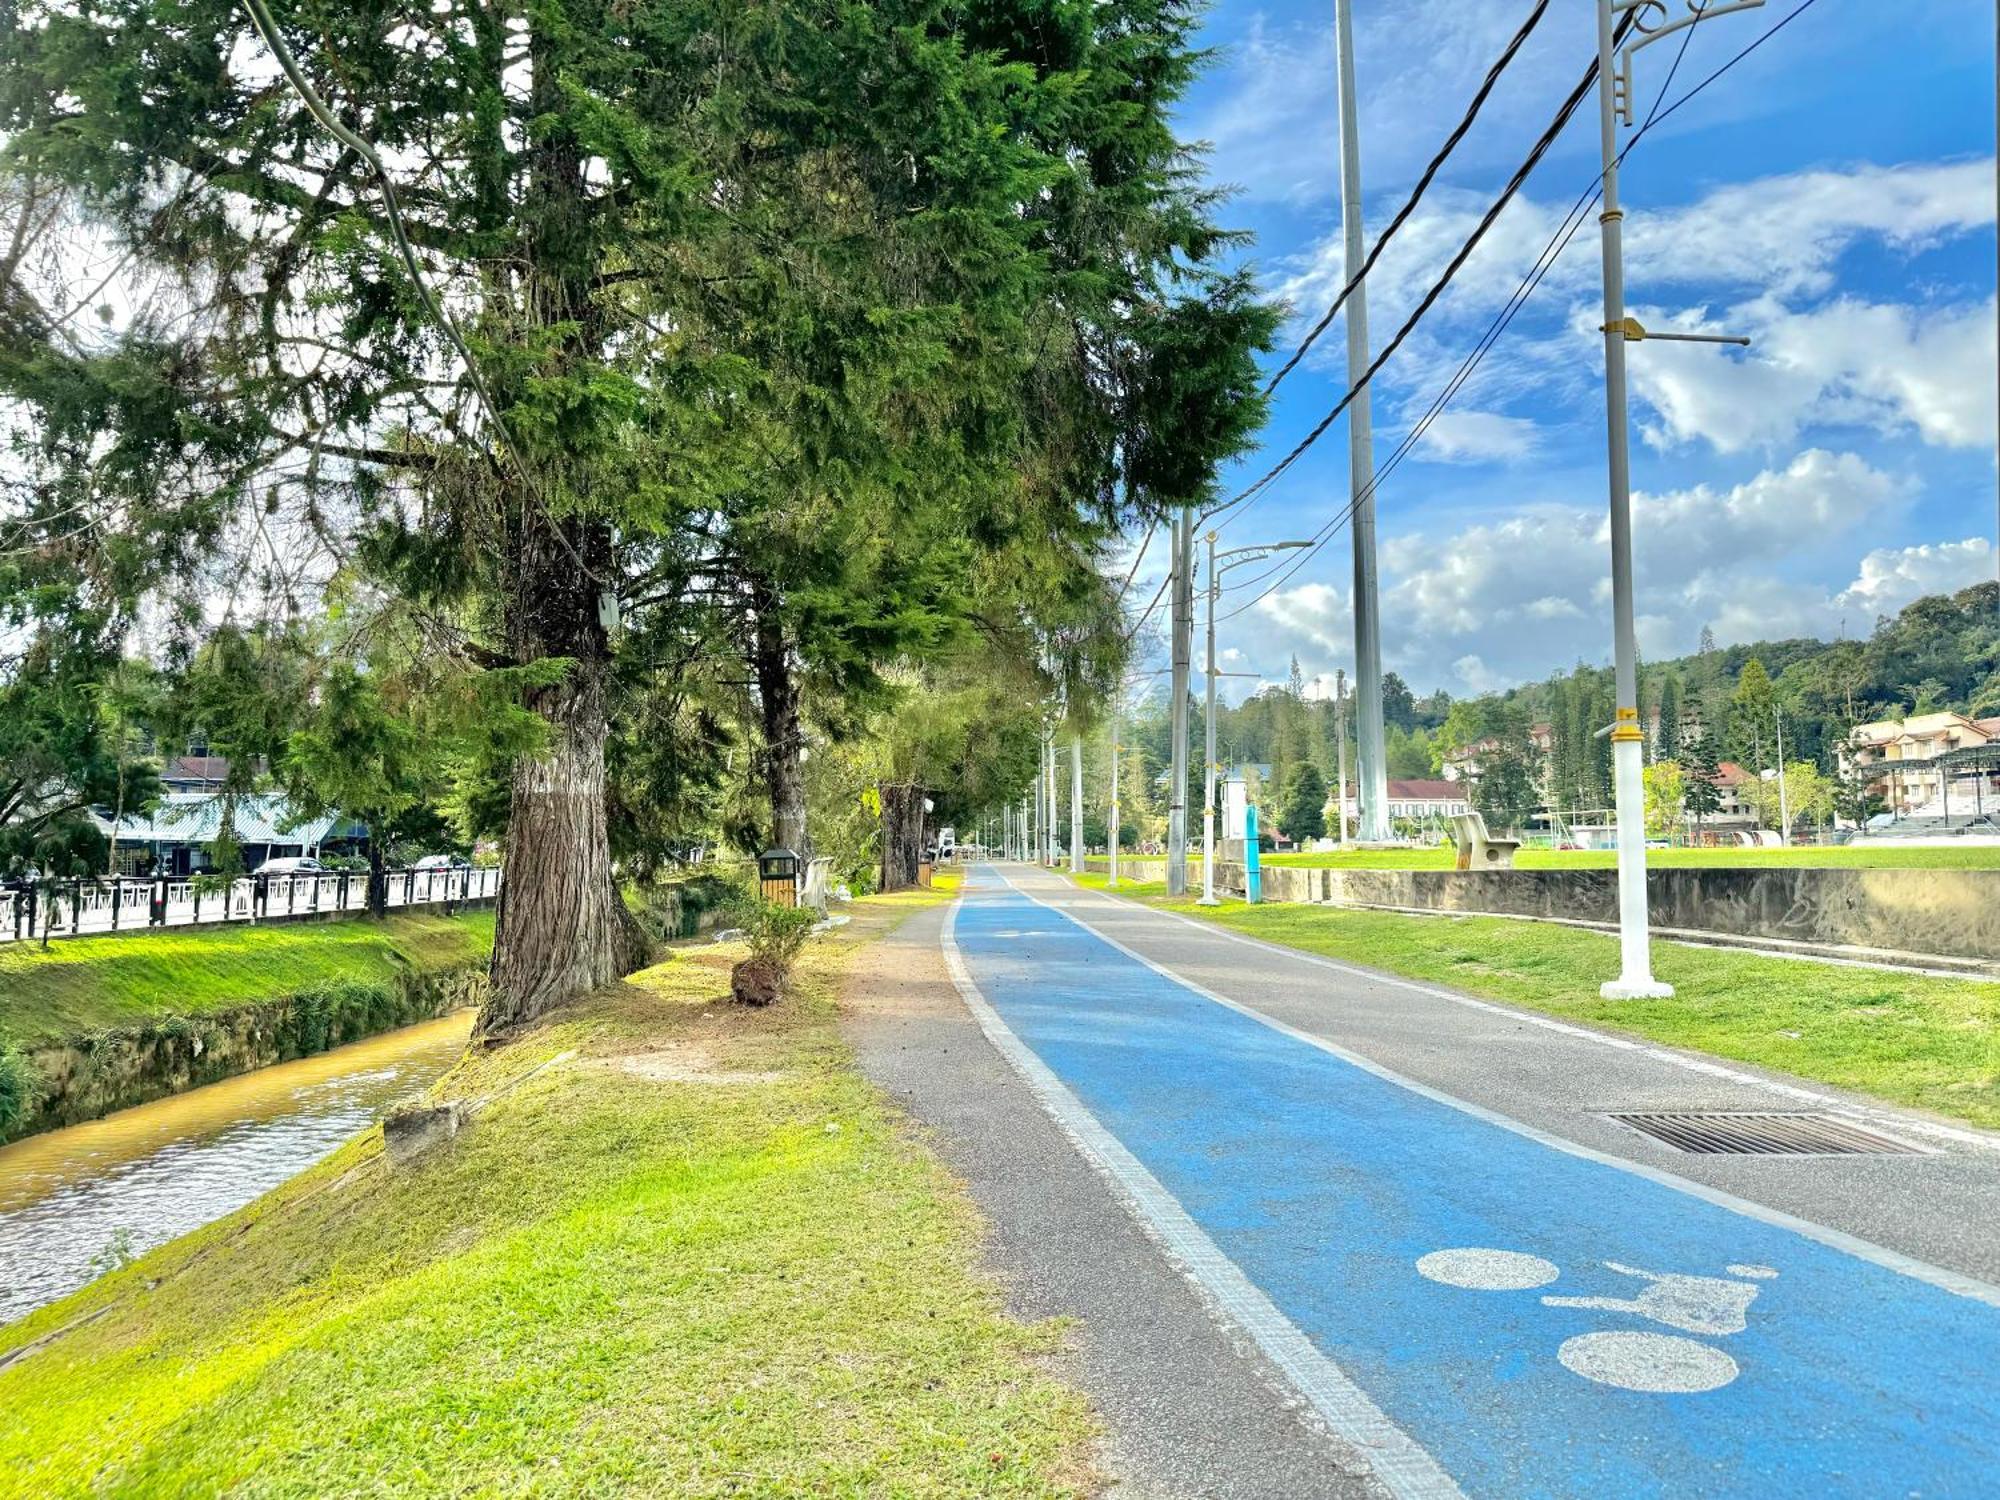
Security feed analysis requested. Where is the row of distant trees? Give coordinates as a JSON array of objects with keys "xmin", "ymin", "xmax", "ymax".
[{"xmin": 1085, "ymin": 581, "xmax": 1995, "ymax": 846}]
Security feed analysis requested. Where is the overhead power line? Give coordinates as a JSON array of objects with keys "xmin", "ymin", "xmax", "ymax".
[
  {"xmin": 1208, "ymin": 14, "xmax": 1636, "ymax": 533},
  {"xmin": 1263, "ymin": 0, "xmax": 1555, "ymax": 397},
  {"xmin": 239, "ymin": 0, "xmax": 531, "ymax": 493},
  {"xmin": 1214, "ymin": 0, "xmax": 1821, "ymax": 624}
]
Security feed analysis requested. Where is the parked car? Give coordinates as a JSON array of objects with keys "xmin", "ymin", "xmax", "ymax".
[
  {"xmin": 412, "ymin": 853, "xmax": 471, "ymax": 870},
  {"xmin": 254, "ymin": 856, "xmax": 324, "ymax": 876}
]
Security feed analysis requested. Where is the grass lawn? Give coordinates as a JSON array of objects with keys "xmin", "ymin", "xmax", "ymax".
[
  {"xmin": 0, "ymin": 913, "xmax": 496, "ymax": 1048},
  {"xmin": 1069, "ymin": 873, "xmax": 2000, "ymax": 1132},
  {"xmin": 1257, "ymin": 845, "xmax": 2000, "ymax": 871},
  {"xmin": 0, "ymin": 889, "xmax": 1096, "ymax": 1497}
]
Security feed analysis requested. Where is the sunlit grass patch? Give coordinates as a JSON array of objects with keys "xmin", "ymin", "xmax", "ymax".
[{"xmin": 0, "ymin": 886, "xmax": 1097, "ymax": 1498}]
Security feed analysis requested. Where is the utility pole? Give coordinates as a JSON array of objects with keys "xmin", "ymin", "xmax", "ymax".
[
  {"xmin": 1776, "ymin": 705, "xmax": 1790, "ymax": 846},
  {"xmin": 1335, "ymin": 667, "xmax": 1350, "ymax": 847},
  {"xmin": 1592, "ymin": 0, "xmax": 1669, "ymax": 1000},
  {"xmin": 1070, "ymin": 735, "xmax": 1084, "ymax": 875},
  {"xmin": 1201, "ymin": 532, "xmax": 1310, "ymax": 903},
  {"xmin": 1109, "ymin": 706, "xmax": 1121, "ymax": 887},
  {"xmin": 1202, "ymin": 531, "xmax": 1221, "ymax": 906},
  {"xmin": 1334, "ymin": 0, "xmax": 1389, "ymax": 845},
  {"xmin": 1589, "ymin": 0, "xmax": 1760, "ymax": 999},
  {"xmin": 1167, "ymin": 507, "xmax": 1193, "ymax": 896}
]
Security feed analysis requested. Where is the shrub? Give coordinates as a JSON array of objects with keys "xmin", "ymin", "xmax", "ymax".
[
  {"xmin": 746, "ymin": 902, "xmax": 817, "ymax": 970},
  {"xmin": 0, "ymin": 1045, "xmax": 42, "ymax": 1135}
]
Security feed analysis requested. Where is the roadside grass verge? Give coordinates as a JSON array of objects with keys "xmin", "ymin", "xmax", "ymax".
[
  {"xmin": 0, "ymin": 891, "xmax": 1096, "ymax": 1498},
  {"xmin": 1258, "ymin": 846, "xmax": 2000, "ymax": 871},
  {"xmin": 1068, "ymin": 873, "xmax": 2000, "ymax": 1131},
  {"xmin": 0, "ymin": 913, "xmax": 495, "ymax": 1048}
]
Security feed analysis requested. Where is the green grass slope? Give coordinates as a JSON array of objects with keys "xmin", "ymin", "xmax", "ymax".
[
  {"xmin": 0, "ymin": 892, "xmax": 1095, "ymax": 1498},
  {"xmin": 0, "ymin": 913, "xmax": 496, "ymax": 1047}
]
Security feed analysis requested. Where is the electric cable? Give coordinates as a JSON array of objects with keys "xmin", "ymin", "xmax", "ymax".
[
  {"xmin": 1263, "ymin": 0, "xmax": 1556, "ymax": 396},
  {"xmin": 1212, "ymin": 0, "xmax": 1821, "ymax": 623},
  {"xmin": 1206, "ymin": 12, "xmax": 1637, "ymax": 532}
]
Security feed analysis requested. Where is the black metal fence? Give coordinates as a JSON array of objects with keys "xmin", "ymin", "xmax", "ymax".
[{"xmin": 2, "ymin": 865, "xmax": 502, "ymax": 945}]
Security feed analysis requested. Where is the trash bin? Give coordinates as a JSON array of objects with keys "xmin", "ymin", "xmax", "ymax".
[{"xmin": 758, "ymin": 848, "xmax": 800, "ymax": 907}]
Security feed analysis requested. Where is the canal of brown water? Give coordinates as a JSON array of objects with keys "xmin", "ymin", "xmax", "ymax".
[{"xmin": 0, "ymin": 1011, "xmax": 471, "ymax": 1326}]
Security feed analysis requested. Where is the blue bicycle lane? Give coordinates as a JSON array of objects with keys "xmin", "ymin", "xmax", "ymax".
[{"xmin": 945, "ymin": 870, "xmax": 2000, "ymax": 1499}]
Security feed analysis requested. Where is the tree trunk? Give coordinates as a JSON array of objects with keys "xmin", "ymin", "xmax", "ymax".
[
  {"xmin": 366, "ymin": 831, "xmax": 387, "ymax": 920},
  {"xmin": 481, "ymin": 520, "xmax": 625, "ymax": 1037},
  {"xmin": 477, "ymin": 19, "xmax": 640, "ymax": 1038},
  {"xmin": 879, "ymin": 782, "xmax": 925, "ymax": 892},
  {"xmin": 752, "ymin": 593, "xmax": 811, "ymax": 859}
]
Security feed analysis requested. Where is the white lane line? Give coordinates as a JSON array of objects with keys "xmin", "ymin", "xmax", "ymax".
[
  {"xmin": 994, "ymin": 870, "xmax": 2000, "ymax": 1312},
  {"xmin": 1067, "ymin": 876, "xmax": 2000, "ymax": 1156},
  {"xmin": 939, "ymin": 900, "xmax": 1466, "ymax": 1500}
]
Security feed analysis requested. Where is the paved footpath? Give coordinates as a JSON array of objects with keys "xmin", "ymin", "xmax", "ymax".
[{"xmin": 913, "ymin": 862, "xmax": 2000, "ymax": 1499}]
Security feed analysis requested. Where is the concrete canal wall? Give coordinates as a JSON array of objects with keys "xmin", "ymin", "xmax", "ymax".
[{"xmin": 1079, "ymin": 859, "xmax": 2000, "ymax": 966}]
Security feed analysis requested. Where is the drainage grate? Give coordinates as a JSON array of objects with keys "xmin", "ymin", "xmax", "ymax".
[{"xmin": 1604, "ymin": 1111, "xmax": 1924, "ymax": 1157}]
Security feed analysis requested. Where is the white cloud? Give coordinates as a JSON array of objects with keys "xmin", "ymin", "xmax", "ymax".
[
  {"xmin": 1266, "ymin": 159, "xmax": 1996, "ymax": 460},
  {"xmin": 1188, "ymin": 5, "xmax": 1586, "ymax": 206},
  {"xmin": 1835, "ymin": 537, "xmax": 1994, "ymax": 620},
  {"xmin": 1416, "ymin": 409, "xmax": 1541, "ymax": 464},
  {"xmin": 1235, "ymin": 450, "xmax": 1940, "ymax": 691},
  {"xmin": 1630, "ymin": 295, "xmax": 1999, "ymax": 454}
]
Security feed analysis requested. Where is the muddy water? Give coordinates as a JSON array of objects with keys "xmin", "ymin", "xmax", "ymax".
[{"xmin": 0, "ymin": 1012, "xmax": 472, "ymax": 1327}]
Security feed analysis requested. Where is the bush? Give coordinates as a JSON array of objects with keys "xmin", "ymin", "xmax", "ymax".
[
  {"xmin": 746, "ymin": 902, "xmax": 817, "ymax": 970},
  {"xmin": 0, "ymin": 1045, "xmax": 42, "ymax": 1135}
]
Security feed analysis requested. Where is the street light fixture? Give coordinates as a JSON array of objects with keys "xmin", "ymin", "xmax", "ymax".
[
  {"xmin": 1201, "ymin": 534, "xmax": 1313, "ymax": 906},
  {"xmin": 1592, "ymin": 0, "xmax": 1762, "ymax": 1000}
]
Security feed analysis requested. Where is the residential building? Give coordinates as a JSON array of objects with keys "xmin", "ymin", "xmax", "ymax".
[
  {"xmin": 1840, "ymin": 712, "xmax": 2000, "ymax": 817},
  {"xmin": 94, "ymin": 792, "xmax": 367, "ymax": 876},
  {"xmin": 1338, "ymin": 778, "xmax": 1472, "ymax": 827}
]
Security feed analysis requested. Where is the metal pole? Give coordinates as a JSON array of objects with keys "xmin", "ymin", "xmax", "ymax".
[
  {"xmin": 1776, "ymin": 707, "xmax": 1790, "ymax": 845},
  {"xmin": 1594, "ymin": 0, "xmax": 1671, "ymax": 1000},
  {"xmin": 1070, "ymin": 735, "xmax": 1084, "ymax": 875},
  {"xmin": 1109, "ymin": 706, "xmax": 1121, "ymax": 888},
  {"xmin": 1335, "ymin": 667, "xmax": 1349, "ymax": 847},
  {"xmin": 1201, "ymin": 531, "xmax": 1221, "ymax": 905},
  {"xmin": 1047, "ymin": 733, "xmax": 1059, "ymax": 864},
  {"xmin": 1334, "ymin": 0, "xmax": 1389, "ymax": 845},
  {"xmin": 1167, "ymin": 506, "xmax": 1192, "ymax": 896}
]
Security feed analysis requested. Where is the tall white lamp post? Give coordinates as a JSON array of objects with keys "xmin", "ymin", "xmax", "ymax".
[{"xmin": 1593, "ymin": 0, "xmax": 1760, "ymax": 1000}]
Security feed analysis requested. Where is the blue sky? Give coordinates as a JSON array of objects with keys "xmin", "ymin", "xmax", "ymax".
[{"xmin": 1138, "ymin": 0, "xmax": 1998, "ymax": 702}]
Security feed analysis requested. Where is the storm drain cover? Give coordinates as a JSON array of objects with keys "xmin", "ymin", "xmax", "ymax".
[{"xmin": 1603, "ymin": 1111, "xmax": 1925, "ymax": 1157}]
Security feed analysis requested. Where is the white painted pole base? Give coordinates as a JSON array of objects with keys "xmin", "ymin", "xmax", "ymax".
[
  {"xmin": 1198, "ymin": 808, "xmax": 1219, "ymax": 905},
  {"xmin": 1600, "ymin": 733, "xmax": 1674, "ymax": 1000}
]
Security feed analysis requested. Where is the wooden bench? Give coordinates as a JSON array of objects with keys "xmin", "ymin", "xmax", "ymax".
[{"xmin": 1449, "ymin": 811, "xmax": 1521, "ymax": 871}]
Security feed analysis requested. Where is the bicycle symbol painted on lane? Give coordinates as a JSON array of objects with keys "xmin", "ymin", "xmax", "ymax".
[{"xmin": 1416, "ymin": 1247, "xmax": 1779, "ymax": 1394}]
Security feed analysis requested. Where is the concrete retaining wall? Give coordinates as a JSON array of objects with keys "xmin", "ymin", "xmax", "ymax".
[{"xmin": 1080, "ymin": 858, "xmax": 2000, "ymax": 963}]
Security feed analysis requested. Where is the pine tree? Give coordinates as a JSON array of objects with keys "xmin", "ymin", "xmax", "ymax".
[
  {"xmin": 1682, "ymin": 721, "xmax": 1723, "ymax": 838},
  {"xmin": 1, "ymin": 0, "xmax": 1272, "ymax": 1028},
  {"xmin": 1656, "ymin": 673, "xmax": 1684, "ymax": 763},
  {"xmin": 1281, "ymin": 763, "xmax": 1328, "ymax": 843}
]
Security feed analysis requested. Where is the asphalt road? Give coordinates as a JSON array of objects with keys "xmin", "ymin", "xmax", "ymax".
[{"xmin": 850, "ymin": 863, "xmax": 2000, "ymax": 1499}]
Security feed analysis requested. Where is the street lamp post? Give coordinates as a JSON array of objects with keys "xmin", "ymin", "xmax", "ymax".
[
  {"xmin": 1335, "ymin": 668, "xmax": 1350, "ymax": 847},
  {"xmin": 1109, "ymin": 706, "xmax": 1121, "ymax": 887},
  {"xmin": 1070, "ymin": 735, "xmax": 1084, "ymax": 875},
  {"xmin": 1201, "ymin": 532, "xmax": 1312, "ymax": 905},
  {"xmin": 1592, "ymin": 0, "xmax": 1761, "ymax": 1000}
]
